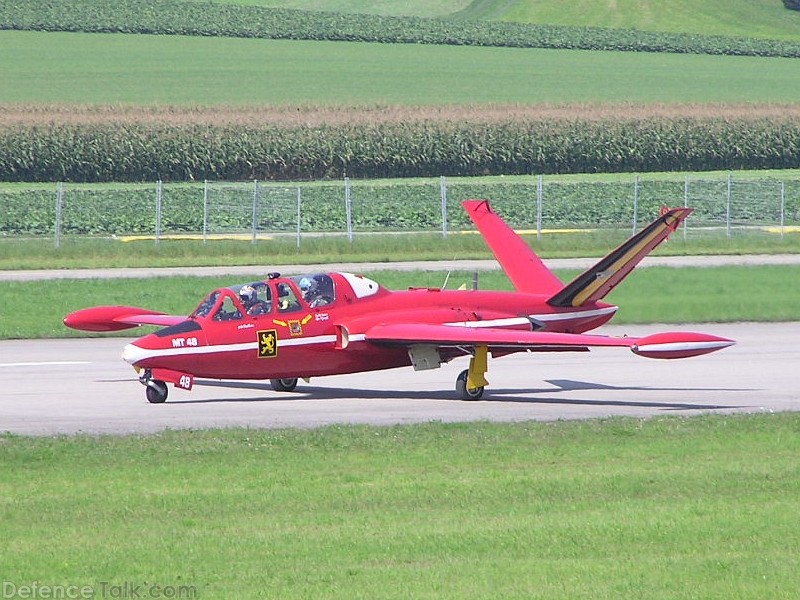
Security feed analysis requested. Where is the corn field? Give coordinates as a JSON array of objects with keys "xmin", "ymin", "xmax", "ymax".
[{"xmin": 2, "ymin": 115, "xmax": 800, "ymax": 184}]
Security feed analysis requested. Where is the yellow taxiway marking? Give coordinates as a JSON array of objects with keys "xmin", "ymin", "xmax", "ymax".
[
  {"xmin": 118, "ymin": 233, "xmax": 274, "ymax": 242},
  {"xmin": 762, "ymin": 226, "xmax": 800, "ymax": 234}
]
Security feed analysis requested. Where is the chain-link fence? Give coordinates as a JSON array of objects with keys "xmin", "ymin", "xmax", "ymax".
[{"xmin": 2, "ymin": 173, "xmax": 798, "ymax": 247}]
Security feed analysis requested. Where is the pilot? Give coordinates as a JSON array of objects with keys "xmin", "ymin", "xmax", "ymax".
[
  {"xmin": 239, "ymin": 285, "xmax": 268, "ymax": 316},
  {"xmin": 299, "ymin": 277, "xmax": 320, "ymax": 305},
  {"xmin": 299, "ymin": 276, "xmax": 331, "ymax": 308}
]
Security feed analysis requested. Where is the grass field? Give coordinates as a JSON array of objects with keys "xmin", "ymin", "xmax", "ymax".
[
  {"xmin": 6, "ymin": 265, "xmax": 800, "ymax": 339},
  {"xmin": 3, "ymin": 30, "xmax": 800, "ymax": 105},
  {"xmin": 4, "ymin": 224, "xmax": 800, "ymax": 270},
  {"xmin": 179, "ymin": 0, "xmax": 800, "ymax": 41},
  {"xmin": 2, "ymin": 414, "xmax": 799, "ymax": 599}
]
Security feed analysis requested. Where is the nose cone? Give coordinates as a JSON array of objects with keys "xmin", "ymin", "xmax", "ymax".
[{"xmin": 122, "ymin": 342, "xmax": 148, "ymax": 366}]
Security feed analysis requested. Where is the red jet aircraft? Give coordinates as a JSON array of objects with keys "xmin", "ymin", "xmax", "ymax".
[{"xmin": 65, "ymin": 200, "xmax": 734, "ymax": 403}]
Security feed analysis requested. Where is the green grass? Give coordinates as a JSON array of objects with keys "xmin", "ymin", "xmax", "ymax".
[
  {"xmin": 3, "ymin": 415, "xmax": 800, "ymax": 599},
  {"xmin": 4, "ymin": 30, "xmax": 800, "ymax": 105},
  {"xmin": 179, "ymin": 0, "xmax": 800, "ymax": 41},
  {"xmin": 3, "ymin": 226, "xmax": 800, "ymax": 271},
  {"xmin": 6, "ymin": 265, "xmax": 800, "ymax": 338},
  {"xmin": 493, "ymin": 0, "xmax": 800, "ymax": 41}
]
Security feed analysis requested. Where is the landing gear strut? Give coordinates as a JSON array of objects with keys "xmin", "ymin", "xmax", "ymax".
[
  {"xmin": 455, "ymin": 346, "xmax": 488, "ymax": 400},
  {"xmin": 139, "ymin": 370, "xmax": 168, "ymax": 404},
  {"xmin": 270, "ymin": 378, "xmax": 298, "ymax": 392}
]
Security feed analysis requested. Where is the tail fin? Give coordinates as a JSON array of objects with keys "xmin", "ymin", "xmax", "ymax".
[
  {"xmin": 547, "ymin": 207, "xmax": 692, "ymax": 308},
  {"xmin": 462, "ymin": 199, "xmax": 563, "ymax": 295}
]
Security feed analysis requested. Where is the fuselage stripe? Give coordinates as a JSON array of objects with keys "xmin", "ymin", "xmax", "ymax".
[{"xmin": 123, "ymin": 306, "xmax": 616, "ymax": 364}]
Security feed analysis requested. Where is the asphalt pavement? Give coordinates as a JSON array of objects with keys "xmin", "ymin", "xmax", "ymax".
[{"xmin": 1, "ymin": 322, "xmax": 796, "ymax": 435}]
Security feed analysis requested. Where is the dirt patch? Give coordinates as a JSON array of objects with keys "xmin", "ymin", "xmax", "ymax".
[{"xmin": 2, "ymin": 102, "xmax": 800, "ymax": 127}]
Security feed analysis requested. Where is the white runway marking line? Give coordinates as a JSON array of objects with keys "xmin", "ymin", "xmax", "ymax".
[{"xmin": 0, "ymin": 361, "xmax": 91, "ymax": 368}]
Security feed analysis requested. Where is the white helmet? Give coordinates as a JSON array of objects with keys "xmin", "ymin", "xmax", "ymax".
[
  {"xmin": 299, "ymin": 277, "xmax": 316, "ymax": 294},
  {"xmin": 239, "ymin": 284, "xmax": 256, "ymax": 303}
]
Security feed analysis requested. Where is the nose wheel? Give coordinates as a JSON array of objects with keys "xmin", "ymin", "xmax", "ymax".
[{"xmin": 140, "ymin": 370, "xmax": 169, "ymax": 403}]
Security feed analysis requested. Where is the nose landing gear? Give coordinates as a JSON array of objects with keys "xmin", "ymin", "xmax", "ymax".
[{"xmin": 139, "ymin": 370, "xmax": 168, "ymax": 403}]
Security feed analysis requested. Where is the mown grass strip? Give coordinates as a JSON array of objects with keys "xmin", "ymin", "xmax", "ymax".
[
  {"xmin": 2, "ymin": 414, "xmax": 799, "ymax": 598},
  {"xmin": 5, "ymin": 265, "xmax": 800, "ymax": 339},
  {"xmin": 3, "ymin": 225, "xmax": 800, "ymax": 270}
]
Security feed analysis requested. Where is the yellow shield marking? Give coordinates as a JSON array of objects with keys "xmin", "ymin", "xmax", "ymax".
[{"xmin": 257, "ymin": 329, "xmax": 278, "ymax": 358}]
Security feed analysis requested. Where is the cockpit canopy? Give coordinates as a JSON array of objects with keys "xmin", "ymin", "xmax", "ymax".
[{"xmin": 189, "ymin": 272, "xmax": 382, "ymax": 322}]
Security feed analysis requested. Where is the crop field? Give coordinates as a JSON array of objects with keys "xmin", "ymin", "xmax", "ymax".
[
  {"xmin": 4, "ymin": 171, "xmax": 800, "ymax": 236},
  {"xmin": 186, "ymin": 0, "xmax": 474, "ymax": 18},
  {"xmin": 4, "ymin": 30, "xmax": 800, "ymax": 106}
]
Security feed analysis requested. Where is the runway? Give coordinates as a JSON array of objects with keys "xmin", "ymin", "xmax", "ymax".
[{"xmin": 1, "ymin": 322, "xmax": 796, "ymax": 436}]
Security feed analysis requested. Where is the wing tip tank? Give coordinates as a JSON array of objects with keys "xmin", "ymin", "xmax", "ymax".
[{"xmin": 631, "ymin": 331, "xmax": 735, "ymax": 359}]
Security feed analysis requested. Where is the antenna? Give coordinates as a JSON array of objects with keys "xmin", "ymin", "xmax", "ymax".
[{"xmin": 442, "ymin": 271, "xmax": 451, "ymax": 289}]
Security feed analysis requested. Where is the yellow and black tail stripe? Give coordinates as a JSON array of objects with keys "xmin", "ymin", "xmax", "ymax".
[{"xmin": 548, "ymin": 208, "xmax": 691, "ymax": 308}]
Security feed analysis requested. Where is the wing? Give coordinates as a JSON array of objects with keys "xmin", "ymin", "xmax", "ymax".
[
  {"xmin": 64, "ymin": 305, "xmax": 186, "ymax": 332},
  {"xmin": 364, "ymin": 323, "xmax": 734, "ymax": 359}
]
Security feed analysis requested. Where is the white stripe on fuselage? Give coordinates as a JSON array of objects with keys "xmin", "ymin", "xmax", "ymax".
[
  {"xmin": 122, "ymin": 306, "xmax": 615, "ymax": 364},
  {"xmin": 122, "ymin": 334, "xmax": 359, "ymax": 364}
]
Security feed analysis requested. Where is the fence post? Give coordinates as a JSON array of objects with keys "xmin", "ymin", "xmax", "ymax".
[
  {"xmin": 155, "ymin": 179, "xmax": 162, "ymax": 246},
  {"xmin": 536, "ymin": 175, "xmax": 543, "ymax": 240},
  {"xmin": 726, "ymin": 173, "xmax": 732, "ymax": 239},
  {"xmin": 683, "ymin": 176, "xmax": 689, "ymax": 241},
  {"xmin": 252, "ymin": 179, "xmax": 259, "ymax": 245},
  {"xmin": 780, "ymin": 180, "xmax": 786, "ymax": 239},
  {"xmin": 440, "ymin": 175, "xmax": 448, "ymax": 239},
  {"xmin": 632, "ymin": 175, "xmax": 639, "ymax": 235},
  {"xmin": 296, "ymin": 187, "xmax": 302, "ymax": 248},
  {"xmin": 344, "ymin": 176, "xmax": 353, "ymax": 242},
  {"xmin": 203, "ymin": 179, "xmax": 209, "ymax": 244},
  {"xmin": 55, "ymin": 182, "xmax": 64, "ymax": 249}
]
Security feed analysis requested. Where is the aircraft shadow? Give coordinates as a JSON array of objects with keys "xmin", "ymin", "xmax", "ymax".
[{"xmin": 168, "ymin": 378, "xmax": 748, "ymax": 411}]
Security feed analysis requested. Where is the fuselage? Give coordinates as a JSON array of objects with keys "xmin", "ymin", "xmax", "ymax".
[{"xmin": 121, "ymin": 272, "xmax": 617, "ymax": 381}]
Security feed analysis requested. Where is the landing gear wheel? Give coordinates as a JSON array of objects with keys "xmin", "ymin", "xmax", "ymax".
[
  {"xmin": 270, "ymin": 378, "xmax": 298, "ymax": 392},
  {"xmin": 146, "ymin": 379, "xmax": 168, "ymax": 404},
  {"xmin": 456, "ymin": 369, "xmax": 484, "ymax": 401}
]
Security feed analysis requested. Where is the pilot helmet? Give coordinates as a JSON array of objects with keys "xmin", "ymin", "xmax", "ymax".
[
  {"xmin": 299, "ymin": 277, "xmax": 317, "ymax": 294},
  {"xmin": 239, "ymin": 284, "xmax": 256, "ymax": 304}
]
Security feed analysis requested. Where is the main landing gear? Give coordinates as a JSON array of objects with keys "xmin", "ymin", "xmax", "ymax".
[
  {"xmin": 139, "ymin": 370, "xmax": 168, "ymax": 404},
  {"xmin": 455, "ymin": 345, "xmax": 489, "ymax": 401},
  {"xmin": 270, "ymin": 378, "xmax": 299, "ymax": 392}
]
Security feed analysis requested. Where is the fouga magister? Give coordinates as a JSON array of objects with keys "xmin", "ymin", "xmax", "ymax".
[{"xmin": 64, "ymin": 200, "xmax": 734, "ymax": 403}]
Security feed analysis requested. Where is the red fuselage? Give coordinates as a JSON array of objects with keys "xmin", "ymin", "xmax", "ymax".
[{"xmin": 121, "ymin": 272, "xmax": 617, "ymax": 381}]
